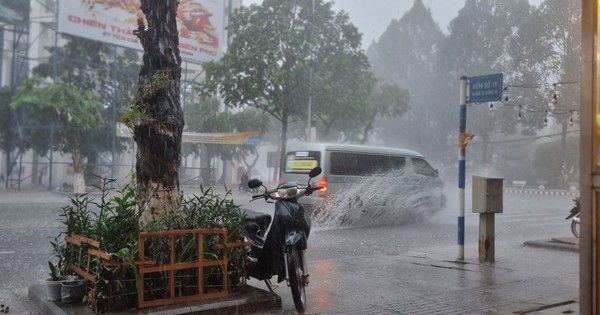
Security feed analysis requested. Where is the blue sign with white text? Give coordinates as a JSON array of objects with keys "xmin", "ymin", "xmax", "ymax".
[{"xmin": 468, "ymin": 73, "xmax": 503, "ymax": 103}]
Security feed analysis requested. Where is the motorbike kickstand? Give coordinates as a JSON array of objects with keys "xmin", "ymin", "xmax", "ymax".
[{"xmin": 264, "ymin": 279, "xmax": 276, "ymax": 294}]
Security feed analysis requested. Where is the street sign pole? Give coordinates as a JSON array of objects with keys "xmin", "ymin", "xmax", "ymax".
[
  {"xmin": 458, "ymin": 76, "xmax": 468, "ymax": 261},
  {"xmin": 457, "ymin": 72, "xmax": 503, "ymax": 261}
]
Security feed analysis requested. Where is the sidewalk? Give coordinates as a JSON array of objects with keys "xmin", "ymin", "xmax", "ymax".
[{"xmin": 23, "ymin": 237, "xmax": 579, "ymax": 315}]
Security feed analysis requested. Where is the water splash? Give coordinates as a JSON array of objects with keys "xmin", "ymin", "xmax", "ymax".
[{"xmin": 312, "ymin": 170, "xmax": 445, "ymax": 229}]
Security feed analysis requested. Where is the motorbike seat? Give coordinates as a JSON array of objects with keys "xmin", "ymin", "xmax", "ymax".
[{"xmin": 242, "ymin": 209, "xmax": 272, "ymax": 231}]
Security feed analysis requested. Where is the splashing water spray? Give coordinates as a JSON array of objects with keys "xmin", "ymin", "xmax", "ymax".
[{"xmin": 311, "ymin": 170, "xmax": 445, "ymax": 229}]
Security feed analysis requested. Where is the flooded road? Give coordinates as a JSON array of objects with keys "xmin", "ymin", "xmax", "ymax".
[{"xmin": 0, "ymin": 188, "xmax": 577, "ymax": 314}]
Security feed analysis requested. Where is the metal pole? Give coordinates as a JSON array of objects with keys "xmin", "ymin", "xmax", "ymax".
[
  {"xmin": 0, "ymin": 25, "xmax": 4, "ymax": 87},
  {"xmin": 110, "ymin": 47, "xmax": 117, "ymax": 181},
  {"xmin": 306, "ymin": 0, "xmax": 314, "ymax": 142},
  {"xmin": 458, "ymin": 75, "xmax": 468, "ymax": 260},
  {"xmin": 48, "ymin": 122, "xmax": 54, "ymax": 191}
]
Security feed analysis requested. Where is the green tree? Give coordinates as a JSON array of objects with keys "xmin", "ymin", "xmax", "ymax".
[
  {"xmin": 511, "ymin": 0, "xmax": 581, "ymax": 187},
  {"xmin": 200, "ymin": 0, "xmax": 372, "ymax": 176},
  {"xmin": 532, "ymin": 137, "xmax": 579, "ymax": 188},
  {"xmin": 131, "ymin": 0, "xmax": 184, "ymax": 227},
  {"xmin": 436, "ymin": 0, "xmax": 535, "ymax": 165},
  {"xmin": 184, "ymin": 96, "xmax": 269, "ymax": 182},
  {"xmin": 359, "ymin": 81, "xmax": 410, "ymax": 144},
  {"xmin": 11, "ymin": 81, "xmax": 105, "ymax": 193},
  {"xmin": 367, "ymin": 0, "xmax": 444, "ymax": 157},
  {"xmin": 33, "ymin": 35, "xmax": 140, "ymax": 184}
]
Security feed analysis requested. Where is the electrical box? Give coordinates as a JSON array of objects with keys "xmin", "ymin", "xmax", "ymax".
[{"xmin": 472, "ymin": 176, "xmax": 504, "ymax": 213}]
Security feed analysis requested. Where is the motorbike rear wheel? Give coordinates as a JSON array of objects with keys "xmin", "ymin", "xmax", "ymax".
[
  {"xmin": 287, "ymin": 246, "xmax": 307, "ymax": 313},
  {"xmin": 571, "ymin": 218, "xmax": 580, "ymax": 238}
]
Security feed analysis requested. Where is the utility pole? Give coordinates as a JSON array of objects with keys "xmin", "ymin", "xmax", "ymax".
[{"xmin": 306, "ymin": 0, "xmax": 314, "ymax": 142}]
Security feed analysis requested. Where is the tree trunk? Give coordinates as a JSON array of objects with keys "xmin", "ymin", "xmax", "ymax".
[
  {"xmin": 243, "ymin": 149, "xmax": 260, "ymax": 176},
  {"xmin": 560, "ymin": 121, "xmax": 568, "ymax": 187},
  {"xmin": 134, "ymin": 0, "xmax": 184, "ymax": 228},
  {"xmin": 276, "ymin": 115, "xmax": 289, "ymax": 182},
  {"xmin": 361, "ymin": 113, "xmax": 377, "ymax": 144},
  {"xmin": 71, "ymin": 144, "xmax": 85, "ymax": 194}
]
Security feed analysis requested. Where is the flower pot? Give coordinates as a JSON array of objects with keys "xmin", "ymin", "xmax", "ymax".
[
  {"xmin": 61, "ymin": 280, "xmax": 87, "ymax": 304},
  {"xmin": 45, "ymin": 278, "xmax": 63, "ymax": 302}
]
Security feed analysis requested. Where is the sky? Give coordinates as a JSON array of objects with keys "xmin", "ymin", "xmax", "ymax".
[{"xmin": 241, "ymin": 0, "xmax": 466, "ymax": 49}]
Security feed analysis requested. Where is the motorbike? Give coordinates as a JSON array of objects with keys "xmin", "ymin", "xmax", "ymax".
[
  {"xmin": 238, "ymin": 181, "xmax": 258, "ymax": 194},
  {"xmin": 565, "ymin": 197, "xmax": 580, "ymax": 238},
  {"xmin": 240, "ymin": 167, "xmax": 323, "ymax": 313}
]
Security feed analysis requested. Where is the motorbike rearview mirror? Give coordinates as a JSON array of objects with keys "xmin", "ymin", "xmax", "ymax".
[
  {"xmin": 308, "ymin": 167, "xmax": 322, "ymax": 178},
  {"xmin": 248, "ymin": 179, "xmax": 262, "ymax": 189}
]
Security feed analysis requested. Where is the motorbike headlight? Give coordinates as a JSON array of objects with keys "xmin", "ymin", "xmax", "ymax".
[{"xmin": 270, "ymin": 187, "xmax": 306, "ymax": 199}]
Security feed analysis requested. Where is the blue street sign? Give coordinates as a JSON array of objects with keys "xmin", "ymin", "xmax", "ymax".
[{"xmin": 468, "ymin": 73, "xmax": 503, "ymax": 103}]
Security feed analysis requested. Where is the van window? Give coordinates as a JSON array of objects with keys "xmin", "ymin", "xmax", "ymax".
[
  {"xmin": 330, "ymin": 152, "xmax": 405, "ymax": 176},
  {"xmin": 285, "ymin": 151, "xmax": 321, "ymax": 173},
  {"xmin": 412, "ymin": 158, "xmax": 436, "ymax": 176}
]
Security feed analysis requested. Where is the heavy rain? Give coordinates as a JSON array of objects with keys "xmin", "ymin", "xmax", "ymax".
[{"xmin": 0, "ymin": 0, "xmax": 591, "ymax": 314}]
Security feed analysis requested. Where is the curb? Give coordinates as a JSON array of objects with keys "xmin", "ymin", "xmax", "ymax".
[
  {"xmin": 523, "ymin": 239, "xmax": 579, "ymax": 253},
  {"xmin": 504, "ymin": 189, "xmax": 579, "ymax": 196},
  {"xmin": 28, "ymin": 284, "xmax": 281, "ymax": 315}
]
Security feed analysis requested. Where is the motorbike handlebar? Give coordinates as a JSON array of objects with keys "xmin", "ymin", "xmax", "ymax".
[
  {"xmin": 306, "ymin": 186, "xmax": 324, "ymax": 195},
  {"xmin": 249, "ymin": 185, "xmax": 323, "ymax": 201}
]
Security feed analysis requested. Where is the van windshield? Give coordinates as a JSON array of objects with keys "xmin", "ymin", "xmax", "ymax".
[
  {"xmin": 285, "ymin": 151, "xmax": 321, "ymax": 174},
  {"xmin": 330, "ymin": 152, "xmax": 406, "ymax": 176}
]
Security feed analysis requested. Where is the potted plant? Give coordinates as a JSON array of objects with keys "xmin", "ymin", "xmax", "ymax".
[
  {"xmin": 45, "ymin": 261, "xmax": 64, "ymax": 302},
  {"xmin": 61, "ymin": 279, "xmax": 87, "ymax": 304}
]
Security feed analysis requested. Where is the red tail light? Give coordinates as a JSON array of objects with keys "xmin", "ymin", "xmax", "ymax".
[{"xmin": 319, "ymin": 176, "xmax": 327, "ymax": 197}]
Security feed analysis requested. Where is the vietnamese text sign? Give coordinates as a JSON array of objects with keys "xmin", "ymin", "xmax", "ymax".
[
  {"xmin": 58, "ymin": 0, "xmax": 224, "ymax": 64},
  {"xmin": 117, "ymin": 123, "xmax": 260, "ymax": 145},
  {"xmin": 468, "ymin": 73, "xmax": 503, "ymax": 103}
]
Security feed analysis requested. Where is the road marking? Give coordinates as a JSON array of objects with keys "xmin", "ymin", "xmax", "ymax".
[{"xmin": 0, "ymin": 251, "xmax": 15, "ymax": 255}]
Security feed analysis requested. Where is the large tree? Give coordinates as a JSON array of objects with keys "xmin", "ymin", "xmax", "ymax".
[
  {"xmin": 436, "ymin": 0, "xmax": 535, "ymax": 165},
  {"xmin": 366, "ymin": 0, "xmax": 445, "ymax": 158},
  {"xmin": 200, "ymin": 0, "xmax": 372, "ymax": 176},
  {"xmin": 131, "ymin": 0, "xmax": 184, "ymax": 227},
  {"xmin": 183, "ymin": 96, "xmax": 269, "ymax": 183},
  {"xmin": 33, "ymin": 35, "xmax": 140, "ymax": 185},
  {"xmin": 11, "ymin": 81, "xmax": 104, "ymax": 193},
  {"xmin": 512, "ymin": 0, "xmax": 581, "ymax": 187}
]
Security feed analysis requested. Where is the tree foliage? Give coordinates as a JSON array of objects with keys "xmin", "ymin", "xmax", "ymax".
[
  {"xmin": 183, "ymin": 96, "xmax": 268, "ymax": 176},
  {"xmin": 200, "ymin": 0, "xmax": 374, "ymax": 174},
  {"xmin": 31, "ymin": 34, "xmax": 140, "ymax": 185},
  {"xmin": 367, "ymin": 0, "xmax": 444, "ymax": 156},
  {"xmin": 11, "ymin": 80, "xmax": 105, "ymax": 192}
]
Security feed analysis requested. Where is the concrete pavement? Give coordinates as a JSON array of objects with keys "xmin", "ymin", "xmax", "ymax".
[{"xmin": 0, "ymin": 188, "xmax": 580, "ymax": 314}]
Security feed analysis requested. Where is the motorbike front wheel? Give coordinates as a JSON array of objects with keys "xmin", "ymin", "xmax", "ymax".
[
  {"xmin": 287, "ymin": 246, "xmax": 307, "ymax": 313},
  {"xmin": 571, "ymin": 219, "xmax": 580, "ymax": 238}
]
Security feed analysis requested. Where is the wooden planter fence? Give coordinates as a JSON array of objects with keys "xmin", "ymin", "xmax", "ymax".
[{"xmin": 64, "ymin": 229, "xmax": 251, "ymax": 309}]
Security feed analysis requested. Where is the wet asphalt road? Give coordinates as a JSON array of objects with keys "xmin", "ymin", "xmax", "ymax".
[{"xmin": 0, "ymin": 187, "xmax": 577, "ymax": 314}]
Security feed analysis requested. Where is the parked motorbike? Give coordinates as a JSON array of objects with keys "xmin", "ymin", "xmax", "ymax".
[
  {"xmin": 241, "ymin": 167, "xmax": 323, "ymax": 313},
  {"xmin": 238, "ymin": 172, "xmax": 258, "ymax": 194},
  {"xmin": 565, "ymin": 197, "xmax": 580, "ymax": 238},
  {"xmin": 238, "ymin": 182, "xmax": 258, "ymax": 194}
]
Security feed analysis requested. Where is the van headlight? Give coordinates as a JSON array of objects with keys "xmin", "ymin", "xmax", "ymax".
[{"xmin": 270, "ymin": 187, "xmax": 306, "ymax": 199}]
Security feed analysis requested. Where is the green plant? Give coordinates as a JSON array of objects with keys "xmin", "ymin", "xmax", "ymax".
[
  {"xmin": 48, "ymin": 261, "xmax": 61, "ymax": 281},
  {"xmin": 51, "ymin": 176, "xmax": 246, "ymax": 312}
]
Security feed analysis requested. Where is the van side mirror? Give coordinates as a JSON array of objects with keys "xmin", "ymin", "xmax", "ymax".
[
  {"xmin": 433, "ymin": 169, "xmax": 439, "ymax": 177},
  {"xmin": 308, "ymin": 167, "xmax": 322, "ymax": 178},
  {"xmin": 248, "ymin": 179, "xmax": 262, "ymax": 189}
]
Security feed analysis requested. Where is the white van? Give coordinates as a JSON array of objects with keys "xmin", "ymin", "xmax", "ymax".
[{"xmin": 282, "ymin": 142, "xmax": 446, "ymax": 214}]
